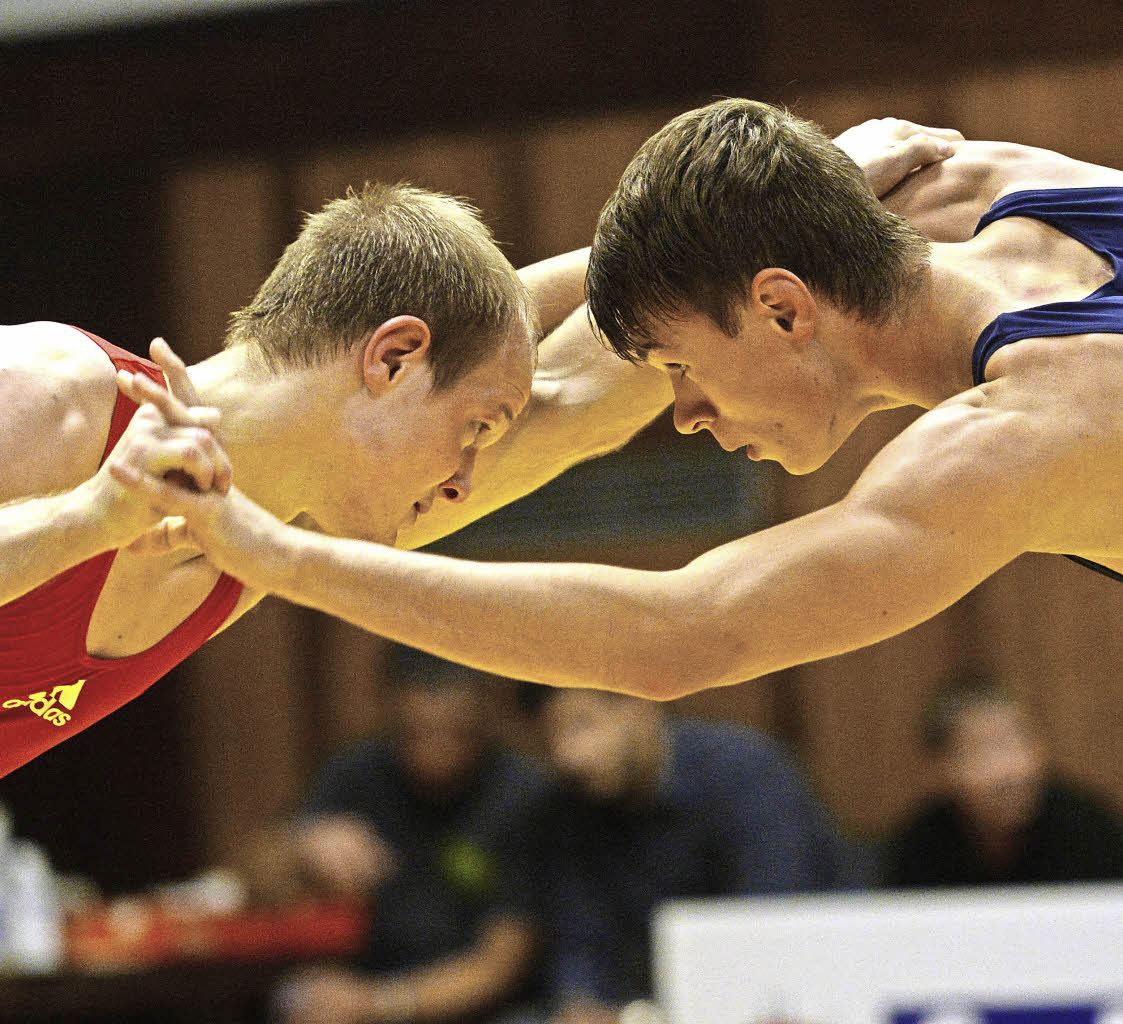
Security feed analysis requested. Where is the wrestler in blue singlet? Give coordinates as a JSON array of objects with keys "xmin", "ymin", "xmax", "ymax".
[{"xmin": 972, "ymin": 187, "xmax": 1123, "ymax": 584}]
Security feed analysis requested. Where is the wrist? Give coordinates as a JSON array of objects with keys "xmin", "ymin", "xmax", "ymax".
[
  {"xmin": 261, "ymin": 519, "xmax": 317, "ymax": 599},
  {"xmin": 65, "ymin": 478, "xmax": 132, "ymax": 555}
]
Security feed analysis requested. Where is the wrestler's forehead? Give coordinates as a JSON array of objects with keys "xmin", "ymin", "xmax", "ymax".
[
  {"xmin": 453, "ymin": 329, "xmax": 533, "ymax": 411},
  {"xmin": 642, "ymin": 312, "xmax": 729, "ymax": 359}
]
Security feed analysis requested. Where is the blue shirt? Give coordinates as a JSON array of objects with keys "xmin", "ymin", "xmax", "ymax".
[{"xmin": 527, "ymin": 718, "xmax": 871, "ymax": 1006}]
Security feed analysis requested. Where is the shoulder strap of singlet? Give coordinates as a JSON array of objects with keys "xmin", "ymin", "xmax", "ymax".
[
  {"xmin": 67, "ymin": 326, "xmax": 246, "ymax": 652},
  {"xmin": 67, "ymin": 327, "xmax": 168, "ymax": 465},
  {"xmin": 971, "ymin": 188, "xmax": 1123, "ymax": 386},
  {"xmin": 974, "ymin": 186, "xmax": 1123, "ymax": 258}
]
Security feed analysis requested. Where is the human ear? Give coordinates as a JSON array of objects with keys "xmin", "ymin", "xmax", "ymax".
[
  {"xmin": 750, "ymin": 269, "xmax": 819, "ymax": 345},
  {"xmin": 361, "ymin": 316, "xmax": 432, "ymax": 392}
]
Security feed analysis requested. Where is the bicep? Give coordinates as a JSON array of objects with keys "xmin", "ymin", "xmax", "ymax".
[{"xmin": 518, "ymin": 247, "xmax": 590, "ymax": 337}]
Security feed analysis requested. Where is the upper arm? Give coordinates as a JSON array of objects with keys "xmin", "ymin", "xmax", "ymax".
[
  {"xmin": 0, "ymin": 323, "xmax": 117, "ymax": 504},
  {"xmin": 665, "ymin": 402, "xmax": 1032, "ymax": 690},
  {"xmin": 518, "ymin": 248, "xmax": 590, "ymax": 337},
  {"xmin": 395, "ymin": 306, "xmax": 671, "ymax": 549}
]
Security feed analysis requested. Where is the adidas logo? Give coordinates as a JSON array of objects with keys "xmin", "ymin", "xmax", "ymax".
[{"xmin": 2, "ymin": 680, "xmax": 86, "ymax": 727}]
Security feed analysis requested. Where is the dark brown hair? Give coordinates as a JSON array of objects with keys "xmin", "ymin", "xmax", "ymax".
[
  {"xmin": 227, "ymin": 183, "xmax": 533, "ymax": 389},
  {"xmin": 586, "ymin": 98, "xmax": 930, "ymax": 360}
]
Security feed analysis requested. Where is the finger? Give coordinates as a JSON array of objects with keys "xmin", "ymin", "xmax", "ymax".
[
  {"xmin": 149, "ymin": 337, "xmax": 203, "ymax": 407},
  {"xmin": 896, "ymin": 133, "xmax": 958, "ymax": 171},
  {"xmin": 868, "ymin": 136, "xmax": 956, "ymax": 197},
  {"xmin": 117, "ymin": 370, "xmax": 222, "ymax": 432},
  {"xmin": 909, "ymin": 124, "xmax": 965, "ymax": 142},
  {"xmin": 118, "ymin": 370, "xmax": 192, "ymax": 423},
  {"xmin": 108, "ymin": 460, "xmax": 194, "ymax": 517},
  {"xmin": 126, "ymin": 433, "xmax": 221, "ymax": 493},
  {"xmin": 881, "ymin": 119, "xmax": 964, "ymax": 143},
  {"xmin": 211, "ymin": 446, "xmax": 233, "ymax": 495}
]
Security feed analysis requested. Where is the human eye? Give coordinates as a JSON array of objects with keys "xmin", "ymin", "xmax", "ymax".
[
  {"xmin": 467, "ymin": 420, "xmax": 495, "ymax": 447},
  {"xmin": 663, "ymin": 362, "xmax": 688, "ymax": 378}
]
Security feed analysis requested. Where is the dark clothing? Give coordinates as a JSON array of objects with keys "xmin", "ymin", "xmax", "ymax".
[
  {"xmin": 303, "ymin": 739, "xmax": 545, "ymax": 980},
  {"xmin": 882, "ymin": 778, "xmax": 1123, "ymax": 888},
  {"xmin": 971, "ymin": 186, "xmax": 1123, "ymax": 584},
  {"xmin": 528, "ymin": 717, "xmax": 870, "ymax": 1006}
]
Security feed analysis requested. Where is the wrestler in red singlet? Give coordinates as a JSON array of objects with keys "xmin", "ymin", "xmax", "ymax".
[{"xmin": 0, "ymin": 329, "xmax": 243, "ymax": 777}]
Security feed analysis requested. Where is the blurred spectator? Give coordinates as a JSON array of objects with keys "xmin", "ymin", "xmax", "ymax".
[
  {"xmin": 273, "ymin": 647, "xmax": 546, "ymax": 1024},
  {"xmin": 882, "ymin": 674, "xmax": 1123, "ymax": 888},
  {"xmin": 518, "ymin": 686, "xmax": 870, "ymax": 1024}
]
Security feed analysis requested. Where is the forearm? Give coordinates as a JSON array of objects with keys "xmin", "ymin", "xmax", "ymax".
[
  {"xmin": 519, "ymin": 248, "xmax": 590, "ymax": 336},
  {"xmin": 260, "ymin": 523, "xmax": 704, "ymax": 699},
  {"xmin": 0, "ymin": 483, "xmax": 116, "ymax": 606}
]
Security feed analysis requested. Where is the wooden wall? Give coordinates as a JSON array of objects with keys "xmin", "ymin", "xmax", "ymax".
[{"xmin": 3, "ymin": 1, "xmax": 1122, "ymax": 880}]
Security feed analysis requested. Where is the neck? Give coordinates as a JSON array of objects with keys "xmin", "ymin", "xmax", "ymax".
[
  {"xmin": 186, "ymin": 344, "xmax": 343, "ymax": 524},
  {"xmin": 856, "ymin": 245, "xmax": 1001, "ymax": 411}
]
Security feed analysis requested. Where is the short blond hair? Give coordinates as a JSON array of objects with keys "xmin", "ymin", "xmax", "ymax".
[{"xmin": 227, "ymin": 183, "xmax": 533, "ymax": 389}]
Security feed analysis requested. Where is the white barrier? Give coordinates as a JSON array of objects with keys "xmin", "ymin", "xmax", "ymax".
[{"xmin": 652, "ymin": 884, "xmax": 1123, "ymax": 1024}]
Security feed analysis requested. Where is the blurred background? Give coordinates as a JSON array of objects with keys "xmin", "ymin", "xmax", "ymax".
[{"xmin": 2, "ymin": 0, "xmax": 1123, "ymax": 902}]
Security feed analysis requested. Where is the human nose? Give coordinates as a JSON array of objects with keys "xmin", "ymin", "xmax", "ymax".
[
  {"xmin": 670, "ymin": 378, "xmax": 715, "ymax": 435},
  {"xmin": 438, "ymin": 447, "xmax": 477, "ymax": 503}
]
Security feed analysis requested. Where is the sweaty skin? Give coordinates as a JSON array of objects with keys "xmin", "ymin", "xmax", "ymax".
[{"xmin": 136, "ymin": 129, "xmax": 1123, "ymax": 704}]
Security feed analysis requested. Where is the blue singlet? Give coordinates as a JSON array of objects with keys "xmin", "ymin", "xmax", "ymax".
[{"xmin": 971, "ymin": 187, "xmax": 1123, "ymax": 583}]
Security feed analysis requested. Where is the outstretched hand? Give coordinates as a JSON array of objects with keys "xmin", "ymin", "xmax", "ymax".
[{"xmin": 834, "ymin": 117, "xmax": 964, "ymax": 198}]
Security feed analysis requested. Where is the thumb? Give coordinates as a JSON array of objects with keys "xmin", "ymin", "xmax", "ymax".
[{"xmin": 125, "ymin": 516, "xmax": 197, "ymax": 556}]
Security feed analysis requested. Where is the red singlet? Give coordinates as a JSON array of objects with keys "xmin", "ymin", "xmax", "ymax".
[{"xmin": 0, "ymin": 327, "xmax": 243, "ymax": 777}]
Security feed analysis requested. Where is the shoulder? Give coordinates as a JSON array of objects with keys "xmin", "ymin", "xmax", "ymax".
[
  {"xmin": 0, "ymin": 322, "xmax": 120, "ymax": 503},
  {"xmin": 883, "ymin": 141, "xmax": 1123, "ymax": 243},
  {"xmin": 846, "ymin": 370, "xmax": 1092, "ymax": 546},
  {"xmin": 847, "ymin": 394, "xmax": 1032, "ymax": 528}
]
